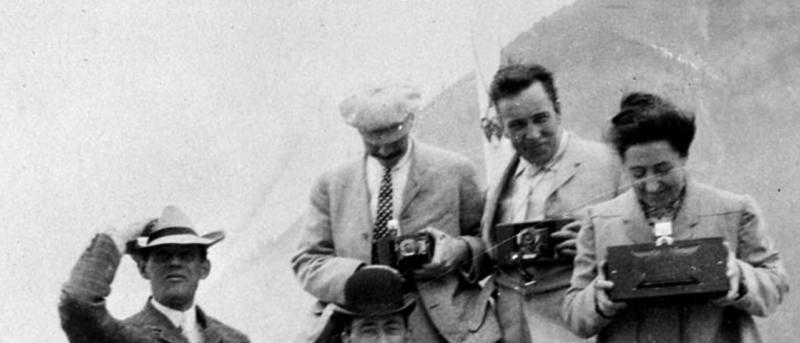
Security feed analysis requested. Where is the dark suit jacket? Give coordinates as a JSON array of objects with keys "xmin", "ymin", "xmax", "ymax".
[
  {"xmin": 291, "ymin": 141, "xmax": 501, "ymax": 343},
  {"xmin": 59, "ymin": 234, "xmax": 250, "ymax": 343}
]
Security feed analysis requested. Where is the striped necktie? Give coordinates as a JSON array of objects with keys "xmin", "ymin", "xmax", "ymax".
[{"xmin": 374, "ymin": 167, "xmax": 393, "ymax": 239}]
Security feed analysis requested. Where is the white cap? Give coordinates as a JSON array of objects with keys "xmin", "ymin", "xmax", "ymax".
[{"xmin": 339, "ymin": 82, "xmax": 421, "ymax": 144}]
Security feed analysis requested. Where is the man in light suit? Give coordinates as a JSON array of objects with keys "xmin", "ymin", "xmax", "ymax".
[
  {"xmin": 481, "ymin": 64, "xmax": 623, "ymax": 342},
  {"xmin": 59, "ymin": 205, "xmax": 250, "ymax": 343},
  {"xmin": 292, "ymin": 82, "xmax": 500, "ymax": 343}
]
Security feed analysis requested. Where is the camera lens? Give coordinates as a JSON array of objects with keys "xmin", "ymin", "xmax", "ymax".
[{"xmin": 398, "ymin": 239, "xmax": 418, "ymax": 256}]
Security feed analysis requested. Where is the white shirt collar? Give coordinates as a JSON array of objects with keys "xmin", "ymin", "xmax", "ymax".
[
  {"xmin": 150, "ymin": 298, "xmax": 198, "ymax": 330},
  {"xmin": 365, "ymin": 138, "xmax": 414, "ymax": 221}
]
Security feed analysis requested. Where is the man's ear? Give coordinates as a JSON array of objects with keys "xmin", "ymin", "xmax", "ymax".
[
  {"xmin": 200, "ymin": 259, "xmax": 211, "ymax": 280},
  {"xmin": 498, "ymin": 118, "xmax": 511, "ymax": 139}
]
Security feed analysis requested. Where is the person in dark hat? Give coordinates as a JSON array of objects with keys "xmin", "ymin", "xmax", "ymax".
[
  {"xmin": 59, "ymin": 205, "xmax": 250, "ymax": 343},
  {"xmin": 322, "ymin": 266, "xmax": 416, "ymax": 343}
]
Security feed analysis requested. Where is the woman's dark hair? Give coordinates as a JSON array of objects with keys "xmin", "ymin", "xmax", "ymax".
[{"xmin": 606, "ymin": 92, "xmax": 696, "ymax": 158}]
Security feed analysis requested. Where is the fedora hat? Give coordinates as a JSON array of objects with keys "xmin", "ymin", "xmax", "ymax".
[{"xmin": 135, "ymin": 205, "xmax": 224, "ymax": 249}]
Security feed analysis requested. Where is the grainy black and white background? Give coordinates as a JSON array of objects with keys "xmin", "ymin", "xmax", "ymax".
[{"xmin": 1, "ymin": 1, "xmax": 797, "ymax": 342}]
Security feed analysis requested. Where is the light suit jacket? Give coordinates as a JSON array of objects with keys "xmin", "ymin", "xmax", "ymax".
[
  {"xmin": 563, "ymin": 181, "xmax": 789, "ymax": 343},
  {"xmin": 291, "ymin": 141, "xmax": 500, "ymax": 343},
  {"xmin": 59, "ymin": 234, "xmax": 251, "ymax": 343},
  {"xmin": 481, "ymin": 134, "xmax": 622, "ymax": 342}
]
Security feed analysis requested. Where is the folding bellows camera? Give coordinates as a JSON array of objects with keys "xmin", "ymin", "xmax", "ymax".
[{"xmin": 493, "ymin": 219, "xmax": 575, "ymax": 267}]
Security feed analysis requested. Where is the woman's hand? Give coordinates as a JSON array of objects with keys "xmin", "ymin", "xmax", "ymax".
[
  {"xmin": 595, "ymin": 261, "xmax": 627, "ymax": 318},
  {"xmin": 713, "ymin": 244, "xmax": 746, "ymax": 306}
]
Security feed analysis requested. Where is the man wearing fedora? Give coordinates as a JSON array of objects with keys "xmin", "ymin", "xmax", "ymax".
[
  {"xmin": 59, "ymin": 205, "xmax": 250, "ymax": 343},
  {"xmin": 317, "ymin": 265, "xmax": 416, "ymax": 343},
  {"xmin": 292, "ymin": 82, "xmax": 500, "ymax": 343}
]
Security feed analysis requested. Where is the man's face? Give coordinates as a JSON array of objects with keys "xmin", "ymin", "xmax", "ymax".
[
  {"xmin": 363, "ymin": 134, "xmax": 410, "ymax": 169},
  {"xmin": 623, "ymin": 140, "xmax": 687, "ymax": 209},
  {"xmin": 496, "ymin": 82, "xmax": 562, "ymax": 166},
  {"xmin": 343, "ymin": 314, "xmax": 409, "ymax": 343},
  {"xmin": 140, "ymin": 244, "xmax": 209, "ymax": 311}
]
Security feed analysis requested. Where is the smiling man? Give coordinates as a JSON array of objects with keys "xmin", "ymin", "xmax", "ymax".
[
  {"xmin": 59, "ymin": 205, "xmax": 250, "ymax": 343},
  {"xmin": 481, "ymin": 63, "xmax": 624, "ymax": 343}
]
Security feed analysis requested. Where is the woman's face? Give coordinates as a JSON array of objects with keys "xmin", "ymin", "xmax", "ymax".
[{"xmin": 623, "ymin": 140, "xmax": 687, "ymax": 208}]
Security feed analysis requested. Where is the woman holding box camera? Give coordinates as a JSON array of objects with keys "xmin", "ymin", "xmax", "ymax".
[{"xmin": 562, "ymin": 92, "xmax": 789, "ymax": 342}]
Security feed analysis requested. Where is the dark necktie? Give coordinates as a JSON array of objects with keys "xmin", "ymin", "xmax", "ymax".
[{"xmin": 373, "ymin": 167, "xmax": 393, "ymax": 239}]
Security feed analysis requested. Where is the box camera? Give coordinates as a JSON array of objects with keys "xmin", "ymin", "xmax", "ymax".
[
  {"xmin": 606, "ymin": 237, "xmax": 729, "ymax": 303},
  {"xmin": 493, "ymin": 219, "xmax": 574, "ymax": 267},
  {"xmin": 373, "ymin": 231, "xmax": 435, "ymax": 273}
]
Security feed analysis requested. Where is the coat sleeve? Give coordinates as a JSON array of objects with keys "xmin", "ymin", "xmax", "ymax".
[
  {"xmin": 454, "ymin": 160, "xmax": 490, "ymax": 283},
  {"xmin": 290, "ymin": 174, "xmax": 364, "ymax": 305},
  {"xmin": 728, "ymin": 195, "xmax": 789, "ymax": 316},
  {"xmin": 59, "ymin": 234, "xmax": 145, "ymax": 343},
  {"xmin": 562, "ymin": 211, "xmax": 614, "ymax": 338}
]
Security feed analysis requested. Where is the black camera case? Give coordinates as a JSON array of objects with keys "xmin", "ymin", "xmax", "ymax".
[{"xmin": 606, "ymin": 237, "xmax": 729, "ymax": 303}]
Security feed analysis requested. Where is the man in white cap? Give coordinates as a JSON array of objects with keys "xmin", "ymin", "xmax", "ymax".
[
  {"xmin": 59, "ymin": 205, "xmax": 250, "ymax": 343},
  {"xmin": 292, "ymin": 82, "xmax": 501, "ymax": 343}
]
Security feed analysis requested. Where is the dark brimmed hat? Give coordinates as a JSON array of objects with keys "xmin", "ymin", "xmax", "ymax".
[
  {"xmin": 135, "ymin": 205, "xmax": 224, "ymax": 249},
  {"xmin": 334, "ymin": 265, "xmax": 415, "ymax": 317},
  {"xmin": 312, "ymin": 266, "xmax": 415, "ymax": 343}
]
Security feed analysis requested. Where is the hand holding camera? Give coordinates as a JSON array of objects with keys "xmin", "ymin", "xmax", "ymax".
[
  {"xmin": 550, "ymin": 220, "xmax": 581, "ymax": 257},
  {"xmin": 594, "ymin": 260, "xmax": 627, "ymax": 318},
  {"xmin": 413, "ymin": 227, "xmax": 470, "ymax": 279},
  {"xmin": 712, "ymin": 244, "xmax": 745, "ymax": 306},
  {"xmin": 495, "ymin": 218, "xmax": 575, "ymax": 267}
]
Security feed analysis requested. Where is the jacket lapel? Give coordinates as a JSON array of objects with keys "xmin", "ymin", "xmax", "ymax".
[
  {"xmin": 481, "ymin": 154, "xmax": 519, "ymax": 250},
  {"xmin": 137, "ymin": 302, "xmax": 186, "ymax": 343},
  {"xmin": 484, "ymin": 154, "xmax": 520, "ymax": 223},
  {"xmin": 619, "ymin": 190, "xmax": 656, "ymax": 244},
  {"xmin": 400, "ymin": 143, "xmax": 425, "ymax": 216},
  {"xmin": 350, "ymin": 159, "xmax": 375, "ymax": 261},
  {"xmin": 671, "ymin": 180, "xmax": 700, "ymax": 241},
  {"xmin": 197, "ymin": 306, "xmax": 223, "ymax": 343},
  {"xmin": 353, "ymin": 159, "xmax": 372, "ymax": 228},
  {"xmin": 545, "ymin": 135, "xmax": 579, "ymax": 201}
]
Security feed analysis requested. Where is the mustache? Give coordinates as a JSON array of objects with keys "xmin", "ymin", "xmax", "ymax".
[{"xmin": 370, "ymin": 150, "xmax": 403, "ymax": 160}]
